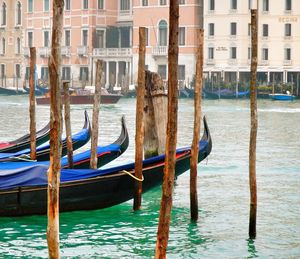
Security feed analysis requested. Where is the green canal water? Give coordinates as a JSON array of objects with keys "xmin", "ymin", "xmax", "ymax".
[{"xmin": 0, "ymin": 96, "xmax": 299, "ymax": 258}]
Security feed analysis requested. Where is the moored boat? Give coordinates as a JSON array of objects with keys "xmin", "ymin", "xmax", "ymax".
[
  {"xmin": 36, "ymin": 87, "xmax": 122, "ymax": 105},
  {"xmin": 0, "ymin": 117, "xmax": 212, "ymax": 217},
  {"xmin": 0, "ymin": 111, "xmax": 91, "ymax": 162},
  {"xmin": 0, "ymin": 123, "xmax": 50, "ymax": 153},
  {"xmin": 0, "ymin": 115, "xmax": 129, "ymax": 170},
  {"xmin": 269, "ymin": 93, "xmax": 295, "ymax": 101}
]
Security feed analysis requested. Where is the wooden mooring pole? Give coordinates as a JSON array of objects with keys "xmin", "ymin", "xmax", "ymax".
[
  {"xmin": 90, "ymin": 60, "xmax": 103, "ymax": 169},
  {"xmin": 249, "ymin": 9, "xmax": 258, "ymax": 239},
  {"xmin": 29, "ymin": 47, "xmax": 36, "ymax": 161},
  {"xmin": 47, "ymin": 0, "xmax": 64, "ymax": 258},
  {"xmin": 133, "ymin": 27, "xmax": 146, "ymax": 211},
  {"xmin": 155, "ymin": 0, "xmax": 179, "ymax": 257},
  {"xmin": 190, "ymin": 29, "xmax": 204, "ymax": 222},
  {"xmin": 63, "ymin": 81, "xmax": 73, "ymax": 169}
]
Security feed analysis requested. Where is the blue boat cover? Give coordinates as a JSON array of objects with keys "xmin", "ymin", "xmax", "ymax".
[
  {"xmin": 0, "ymin": 140, "xmax": 208, "ymax": 190},
  {"xmin": 0, "ymin": 127, "xmax": 89, "ymax": 160},
  {"xmin": 0, "ymin": 143, "xmax": 121, "ymax": 170}
]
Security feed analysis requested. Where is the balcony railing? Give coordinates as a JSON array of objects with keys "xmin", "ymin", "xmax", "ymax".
[
  {"xmin": 259, "ymin": 60, "xmax": 269, "ymax": 66},
  {"xmin": 77, "ymin": 46, "xmax": 88, "ymax": 56},
  {"xmin": 152, "ymin": 46, "xmax": 168, "ymax": 56},
  {"xmin": 61, "ymin": 46, "xmax": 71, "ymax": 57},
  {"xmin": 93, "ymin": 48, "xmax": 132, "ymax": 57},
  {"xmin": 283, "ymin": 60, "xmax": 292, "ymax": 66},
  {"xmin": 39, "ymin": 47, "xmax": 50, "ymax": 57},
  {"xmin": 206, "ymin": 59, "xmax": 215, "ymax": 65},
  {"xmin": 118, "ymin": 9, "xmax": 133, "ymax": 21}
]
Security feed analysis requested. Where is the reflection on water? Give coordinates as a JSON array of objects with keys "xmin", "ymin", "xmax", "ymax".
[{"xmin": 0, "ymin": 96, "xmax": 299, "ymax": 258}]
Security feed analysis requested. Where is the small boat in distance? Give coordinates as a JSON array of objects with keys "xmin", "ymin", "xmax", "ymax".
[
  {"xmin": 269, "ymin": 91, "xmax": 296, "ymax": 101},
  {"xmin": 203, "ymin": 88, "xmax": 249, "ymax": 99},
  {"xmin": 36, "ymin": 86, "xmax": 122, "ymax": 105}
]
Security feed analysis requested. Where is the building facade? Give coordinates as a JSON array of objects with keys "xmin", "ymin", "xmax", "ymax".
[
  {"xmin": 0, "ymin": 0, "xmax": 299, "ymax": 93},
  {"xmin": 204, "ymin": 0, "xmax": 300, "ymax": 90}
]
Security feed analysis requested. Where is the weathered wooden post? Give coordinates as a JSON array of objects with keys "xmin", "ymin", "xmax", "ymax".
[
  {"xmin": 133, "ymin": 27, "xmax": 146, "ymax": 211},
  {"xmin": 190, "ymin": 29, "xmax": 204, "ymax": 222},
  {"xmin": 155, "ymin": 0, "xmax": 179, "ymax": 257},
  {"xmin": 144, "ymin": 71, "xmax": 167, "ymax": 158},
  {"xmin": 63, "ymin": 81, "xmax": 73, "ymax": 168},
  {"xmin": 90, "ymin": 60, "xmax": 103, "ymax": 169},
  {"xmin": 29, "ymin": 47, "xmax": 36, "ymax": 161},
  {"xmin": 249, "ymin": 9, "xmax": 258, "ymax": 239},
  {"xmin": 47, "ymin": 0, "xmax": 64, "ymax": 258}
]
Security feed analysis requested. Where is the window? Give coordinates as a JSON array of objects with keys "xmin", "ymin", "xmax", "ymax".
[
  {"xmin": 209, "ymin": 0, "xmax": 215, "ymax": 11},
  {"xmin": 285, "ymin": 0, "xmax": 292, "ymax": 11},
  {"xmin": 28, "ymin": 31, "xmax": 33, "ymax": 47},
  {"xmin": 262, "ymin": 24, "xmax": 268, "ymax": 37},
  {"xmin": 65, "ymin": 0, "xmax": 71, "ymax": 10},
  {"xmin": 41, "ymin": 67, "xmax": 49, "ymax": 80},
  {"xmin": 16, "ymin": 64, "xmax": 21, "ymax": 78},
  {"xmin": 158, "ymin": 20, "xmax": 168, "ymax": 46},
  {"xmin": 25, "ymin": 67, "xmax": 30, "ymax": 79},
  {"xmin": 95, "ymin": 30, "xmax": 105, "ymax": 48},
  {"xmin": 284, "ymin": 48, "xmax": 291, "ymax": 60},
  {"xmin": 179, "ymin": 0, "xmax": 185, "ymax": 4},
  {"xmin": 145, "ymin": 27, "xmax": 149, "ymax": 46},
  {"xmin": 248, "ymin": 47, "xmax": 251, "ymax": 59},
  {"xmin": 82, "ymin": 30, "xmax": 88, "ymax": 46},
  {"xmin": 16, "ymin": 1, "xmax": 22, "ymax": 25},
  {"xmin": 142, "ymin": 0, "xmax": 148, "ymax": 6},
  {"xmin": 28, "ymin": 0, "xmax": 33, "ymax": 12},
  {"xmin": 62, "ymin": 67, "xmax": 71, "ymax": 80},
  {"xmin": 1, "ymin": 38, "xmax": 5, "ymax": 55},
  {"xmin": 230, "ymin": 22, "xmax": 237, "ymax": 36},
  {"xmin": 120, "ymin": 0, "xmax": 130, "ymax": 10},
  {"xmin": 0, "ymin": 64, "xmax": 5, "ymax": 78},
  {"xmin": 262, "ymin": 48, "xmax": 268, "ymax": 60},
  {"xmin": 230, "ymin": 47, "xmax": 237, "ymax": 59},
  {"xmin": 208, "ymin": 23, "xmax": 214, "ymax": 36},
  {"xmin": 160, "ymin": 0, "xmax": 167, "ymax": 5},
  {"xmin": 16, "ymin": 37, "xmax": 21, "ymax": 54},
  {"xmin": 178, "ymin": 27, "xmax": 185, "ymax": 46},
  {"xmin": 44, "ymin": 0, "xmax": 49, "ymax": 11},
  {"xmin": 158, "ymin": 65, "xmax": 167, "ymax": 80},
  {"xmin": 285, "ymin": 24, "xmax": 291, "ymax": 37},
  {"xmin": 1, "ymin": 3, "xmax": 6, "ymax": 26},
  {"xmin": 262, "ymin": 0, "xmax": 269, "ymax": 11},
  {"xmin": 98, "ymin": 0, "xmax": 104, "ymax": 9},
  {"xmin": 65, "ymin": 30, "xmax": 70, "ymax": 46},
  {"xmin": 178, "ymin": 65, "xmax": 185, "ymax": 80},
  {"xmin": 248, "ymin": 0, "xmax": 252, "ymax": 10},
  {"xmin": 44, "ymin": 31, "xmax": 50, "ymax": 47},
  {"xmin": 208, "ymin": 47, "xmax": 214, "ymax": 59},
  {"xmin": 83, "ymin": 0, "xmax": 88, "ymax": 9},
  {"xmin": 231, "ymin": 0, "xmax": 237, "ymax": 10},
  {"xmin": 80, "ymin": 67, "xmax": 89, "ymax": 81}
]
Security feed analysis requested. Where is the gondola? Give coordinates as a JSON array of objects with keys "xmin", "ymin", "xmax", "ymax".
[
  {"xmin": 203, "ymin": 88, "xmax": 249, "ymax": 99},
  {"xmin": 0, "ymin": 111, "xmax": 91, "ymax": 162},
  {"xmin": 0, "ymin": 115, "xmax": 129, "ymax": 170},
  {"xmin": 0, "ymin": 122, "xmax": 50, "ymax": 153},
  {"xmin": 0, "ymin": 117, "xmax": 211, "ymax": 217}
]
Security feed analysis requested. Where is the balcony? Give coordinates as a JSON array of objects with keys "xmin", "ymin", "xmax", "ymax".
[
  {"xmin": 228, "ymin": 59, "xmax": 237, "ymax": 65},
  {"xmin": 39, "ymin": 47, "xmax": 50, "ymax": 57},
  {"xmin": 152, "ymin": 46, "xmax": 168, "ymax": 57},
  {"xmin": 283, "ymin": 60, "xmax": 292, "ymax": 66},
  {"xmin": 259, "ymin": 60, "xmax": 269, "ymax": 66},
  {"xmin": 61, "ymin": 46, "xmax": 71, "ymax": 57},
  {"xmin": 77, "ymin": 46, "xmax": 88, "ymax": 56},
  {"xmin": 118, "ymin": 9, "xmax": 133, "ymax": 22},
  {"xmin": 93, "ymin": 48, "xmax": 132, "ymax": 57},
  {"xmin": 206, "ymin": 59, "xmax": 215, "ymax": 65}
]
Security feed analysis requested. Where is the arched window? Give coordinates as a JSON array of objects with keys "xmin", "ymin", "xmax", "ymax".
[
  {"xmin": 1, "ymin": 3, "xmax": 6, "ymax": 26},
  {"xmin": 158, "ymin": 20, "xmax": 167, "ymax": 46},
  {"xmin": 16, "ymin": 1, "xmax": 21, "ymax": 25}
]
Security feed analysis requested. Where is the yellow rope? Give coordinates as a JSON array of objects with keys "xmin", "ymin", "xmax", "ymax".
[{"xmin": 121, "ymin": 170, "xmax": 144, "ymax": 182}]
